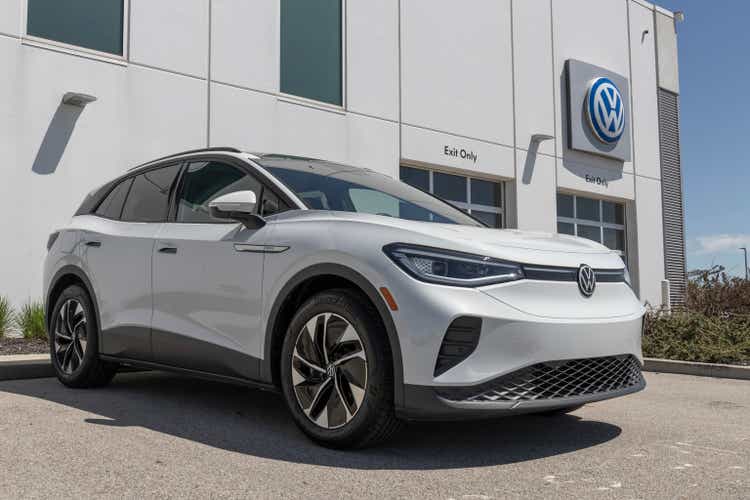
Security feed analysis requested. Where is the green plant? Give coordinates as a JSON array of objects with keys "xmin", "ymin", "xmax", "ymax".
[
  {"xmin": 643, "ymin": 310, "xmax": 750, "ymax": 364},
  {"xmin": 0, "ymin": 296, "xmax": 14, "ymax": 338},
  {"xmin": 17, "ymin": 300, "xmax": 47, "ymax": 341}
]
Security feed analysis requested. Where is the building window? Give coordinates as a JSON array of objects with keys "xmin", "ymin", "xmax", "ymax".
[
  {"xmin": 400, "ymin": 166, "xmax": 505, "ymax": 228},
  {"xmin": 557, "ymin": 193, "xmax": 627, "ymax": 259},
  {"xmin": 26, "ymin": 0, "xmax": 126, "ymax": 56},
  {"xmin": 280, "ymin": 0, "xmax": 343, "ymax": 106}
]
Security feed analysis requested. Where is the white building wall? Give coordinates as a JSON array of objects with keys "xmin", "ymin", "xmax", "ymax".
[
  {"xmin": 553, "ymin": 0, "xmax": 634, "ymax": 177},
  {"xmin": 347, "ymin": 0, "xmax": 400, "ymax": 122},
  {"xmin": 130, "ymin": 0, "xmax": 210, "ymax": 78},
  {"xmin": 629, "ymin": 0, "xmax": 666, "ymax": 300},
  {"xmin": 210, "ymin": 0, "xmax": 279, "ymax": 93},
  {"xmin": 400, "ymin": 0, "xmax": 514, "ymax": 146},
  {"xmin": 1, "ymin": 0, "xmax": 675, "ymax": 308},
  {"xmin": 512, "ymin": 0, "xmax": 557, "ymax": 232}
]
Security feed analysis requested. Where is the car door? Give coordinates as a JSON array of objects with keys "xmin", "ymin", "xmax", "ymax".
[
  {"xmin": 151, "ymin": 159, "xmax": 287, "ymax": 380},
  {"xmin": 83, "ymin": 163, "xmax": 182, "ymax": 360}
]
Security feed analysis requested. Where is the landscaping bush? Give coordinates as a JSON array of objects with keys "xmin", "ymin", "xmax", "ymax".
[
  {"xmin": 16, "ymin": 301, "xmax": 47, "ymax": 341},
  {"xmin": 643, "ymin": 269, "xmax": 750, "ymax": 364},
  {"xmin": 0, "ymin": 296, "xmax": 14, "ymax": 338},
  {"xmin": 685, "ymin": 268, "xmax": 750, "ymax": 316},
  {"xmin": 643, "ymin": 311, "xmax": 750, "ymax": 364}
]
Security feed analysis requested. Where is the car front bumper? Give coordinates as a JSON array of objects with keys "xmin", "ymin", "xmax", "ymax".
[
  {"xmin": 398, "ymin": 355, "xmax": 646, "ymax": 420},
  {"xmin": 386, "ymin": 278, "xmax": 646, "ymax": 420}
]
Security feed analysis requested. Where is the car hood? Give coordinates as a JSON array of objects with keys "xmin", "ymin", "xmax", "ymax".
[{"xmin": 274, "ymin": 211, "xmax": 623, "ymax": 268}]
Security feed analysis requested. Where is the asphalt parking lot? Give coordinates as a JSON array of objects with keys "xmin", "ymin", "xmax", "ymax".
[{"xmin": 0, "ymin": 371, "xmax": 747, "ymax": 499}]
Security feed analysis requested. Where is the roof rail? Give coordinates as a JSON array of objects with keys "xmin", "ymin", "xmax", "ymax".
[{"xmin": 128, "ymin": 147, "xmax": 243, "ymax": 171}]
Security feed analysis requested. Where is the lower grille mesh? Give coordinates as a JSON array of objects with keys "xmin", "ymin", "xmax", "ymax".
[{"xmin": 438, "ymin": 355, "xmax": 643, "ymax": 403}]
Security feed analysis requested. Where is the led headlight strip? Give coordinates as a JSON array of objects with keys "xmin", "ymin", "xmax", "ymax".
[
  {"xmin": 384, "ymin": 244, "xmax": 627, "ymax": 288},
  {"xmin": 383, "ymin": 244, "xmax": 524, "ymax": 287}
]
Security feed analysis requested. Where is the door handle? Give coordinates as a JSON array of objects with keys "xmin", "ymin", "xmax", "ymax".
[
  {"xmin": 158, "ymin": 247, "xmax": 177, "ymax": 254},
  {"xmin": 84, "ymin": 241, "xmax": 101, "ymax": 248}
]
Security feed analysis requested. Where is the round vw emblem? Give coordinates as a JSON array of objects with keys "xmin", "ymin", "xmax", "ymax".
[
  {"xmin": 586, "ymin": 77, "xmax": 626, "ymax": 144},
  {"xmin": 577, "ymin": 264, "xmax": 596, "ymax": 297}
]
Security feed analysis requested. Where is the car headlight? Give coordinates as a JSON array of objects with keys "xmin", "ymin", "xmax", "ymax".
[{"xmin": 383, "ymin": 244, "xmax": 524, "ymax": 287}]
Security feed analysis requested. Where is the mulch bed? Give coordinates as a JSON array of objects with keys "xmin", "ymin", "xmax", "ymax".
[{"xmin": 0, "ymin": 337, "xmax": 49, "ymax": 356}]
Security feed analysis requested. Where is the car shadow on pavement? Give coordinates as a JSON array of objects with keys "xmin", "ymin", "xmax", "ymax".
[{"xmin": 1, "ymin": 371, "xmax": 621, "ymax": 470}]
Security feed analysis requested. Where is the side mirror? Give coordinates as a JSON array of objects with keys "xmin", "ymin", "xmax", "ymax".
[{"xmin": 208, "ymin": 191, "xmax": 265, "ymax": 229}]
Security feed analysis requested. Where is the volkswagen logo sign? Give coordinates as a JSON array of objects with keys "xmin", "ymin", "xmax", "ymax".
[
  {"xmin": 577, "ymin": 264, "xmax": 596, "ymax": 297},
  {"xmin": 586, "ymin": 77, "xmax": 626, "ymax": 144}
]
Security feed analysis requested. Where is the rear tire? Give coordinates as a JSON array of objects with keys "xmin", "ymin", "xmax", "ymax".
[
  {"xmin": 280, "ymin": 289, "xmax": 402, "ymax": 449},
  {"xmin": 50, "ymin": 285, "xmax": 118, "ymax": 388}
]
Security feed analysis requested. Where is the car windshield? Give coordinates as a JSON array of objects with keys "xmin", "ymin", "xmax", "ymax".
[{"xmin": 260, "ymin": 157, "xmax": 483, "ymax": 227}]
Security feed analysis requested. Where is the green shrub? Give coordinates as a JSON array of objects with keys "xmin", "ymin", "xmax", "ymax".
[
  {"xmin": 17, "ymin": 301, "xmax": 47, "ymax": 341},
  {"xmin": 686, "ymin": 269, "xmax": 750, "ymax": 316},
  {"xmin": 0, "ymin": 296, "xmax": 14, "ymax": 338},
  {"xmin": 643, "ymin": 310, "xmax": 750, "ymax": 364}
]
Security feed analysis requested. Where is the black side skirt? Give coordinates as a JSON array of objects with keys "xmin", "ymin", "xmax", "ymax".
[{"xmin": 99, "ymin": 355, "xmax": 277, "ymax": 392}]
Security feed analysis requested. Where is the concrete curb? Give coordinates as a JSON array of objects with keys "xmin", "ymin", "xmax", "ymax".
[
  {"xmin": 1, "ymin": 354, "xmax": 748, "ymax": 382},
  {"xmin": 0, "ymin": 354, "xmax": 54, "ymax": 381},
  {"xmin": 644, "ymin": 358, "xmax": 750, "ymax": 381}
]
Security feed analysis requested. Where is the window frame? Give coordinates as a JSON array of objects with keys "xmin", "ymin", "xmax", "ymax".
[
  {"xmin": 556, "ymin": 192, "xmax": 627, "ymax": 258},
  {"xmin": 400, "ymin": 165, "xmax": 506, "ymax": 229},
  {"xmin": 277, "ymin": 0, "xmax": 347, "ymax": 110},
  {"xmin": 167, "ymin": 155, "xmax": 298, "ymax": 225},
  {"xmin": 22, "ymin": 0, "xmax": 130, "ymax": 63},
  {"xmin": 119, "ymin": 162, "xmax": 183, "ymax": 223},
  {"xmin": 93, "ymin": 177, "xmax": 134, "ymax": 221}
]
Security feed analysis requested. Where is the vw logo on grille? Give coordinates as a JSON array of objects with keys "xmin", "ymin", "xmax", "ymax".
[
  {"xmin": 577, "ymin": 264, "xmax": 596, "ymax": 297},
  {"xmin": 586, "ymin": 77, "xmax": 625, "ymax": 144}
]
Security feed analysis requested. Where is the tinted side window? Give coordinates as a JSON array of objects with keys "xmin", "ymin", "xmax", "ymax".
[
  {"xmin": 94, "ymin": 178, "xmax": 133, "ymax": 220},
  {"xmin": 121, "ymin": 165, "xmax": 181, "ymax": 223},
  {"xmin": 27, "ymin": 0, "xmax": 125, "ymax": 56},
  {"xmin": 176, "ymin": 162, "xmax": 262, "ymax": 223},
  {"xmin": 280, "ymin": 0, "xmax": 342, "ymax": 105},
  {"xmin": 260, "ymin": 188, "xmax": 291, "ymax": 217}
]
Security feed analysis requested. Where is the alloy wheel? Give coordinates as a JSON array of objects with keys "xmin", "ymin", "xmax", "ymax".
[
  {"xmin": 291, "ymin": 313, "xmax": 368, "ymax": 429},
  {"xmin": 54, "ymin": 299, "xmax": 88, "ymax": 375}
]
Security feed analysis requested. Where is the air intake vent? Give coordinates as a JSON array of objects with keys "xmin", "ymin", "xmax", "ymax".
[
  {"xmin": 434, "ymin": 317, "xmax": 482, "ymax": 377},
  {"xmin": 658, "ymin": 89, "xmax": 687, "ymax": 307},
  {"xmin": 437, "ymin": 355, "xmax": 643, "ymax": 403}
]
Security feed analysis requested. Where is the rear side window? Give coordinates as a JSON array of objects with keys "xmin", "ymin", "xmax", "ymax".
[
  {"xmin": 176, "ymin": 161, "xmax": 262, "ymax": 223},
  {"xmin": 121, "ymin": 164, "xmax": 181, "ymax": 223},
  {"xmin": 94, "ymin": 178, "xmax": 133, "ymax": 220}
]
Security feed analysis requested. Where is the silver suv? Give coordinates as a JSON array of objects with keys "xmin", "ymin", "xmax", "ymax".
[{"xmin": 44, "ymin": 148, "xmax": 645, "ymax": 448}]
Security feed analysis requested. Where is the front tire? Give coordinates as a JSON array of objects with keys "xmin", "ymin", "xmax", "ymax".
[
  {"xmin": 280, "ymin": 289, "xmax": 402, "ymax": 449},
  {"xmin": 50, "ymin": 285, "xmax": 117, "ymax": 388}
]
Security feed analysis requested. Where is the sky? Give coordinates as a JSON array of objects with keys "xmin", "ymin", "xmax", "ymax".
[{"xmin": 655, "ymin": 1, "xmax": 750, "ymax": 276}]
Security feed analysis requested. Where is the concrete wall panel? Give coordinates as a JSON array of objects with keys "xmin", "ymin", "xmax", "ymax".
[
  {"xmin": 130, "ymin": 0, "xmax": 209, "ymax": 78},
  {"xmin": 515, "ymin": 150, "xmax": 557, "ymax": 232},
  {"xmin": 629, "ymin": 1, "xmax": 661, "ymax": 179},
  {"xmin": 0, "ymin": 0, "xmax": 21, "ymax": 37},
  {"xmin": 655, "ymin": 12, "xmax": 679, "ymax": 93},
  {"xmin": 347, "ymin": 0, "xmax": 399, "ymax": 121},
  {"xmin": 513, "ymin": 0, "xmax": 555, "ymax": 156},
  {"xmin": 211, "ymin": 0, "xmax": 278, "ymax": 93},
  {"xmin": 401, "ymin": 0, "xmax": 513, "ymax": 145},
  {"xmin": 552, "ymin": 0, "xmax": 633, "ymax": 174},
  {"xmin": 634, "ymin": 175, "xmax": 666, "ymax": 306},
  {"xmin": 401, "ymin": 125, "xmax": 515, "ymax": 180}
]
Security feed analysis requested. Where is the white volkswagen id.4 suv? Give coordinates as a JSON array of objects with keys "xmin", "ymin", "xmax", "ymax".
[{"xmin": 44, "ymin": 148, "xmax": 646, "ymax": 448}]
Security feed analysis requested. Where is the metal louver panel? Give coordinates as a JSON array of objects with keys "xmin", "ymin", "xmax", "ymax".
[{"xmin": 658, "ymin": 89, "xmax": 687, "ymax": 306}]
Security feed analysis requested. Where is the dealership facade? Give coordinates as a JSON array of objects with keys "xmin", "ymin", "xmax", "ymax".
[{"xmin": 0, "ymin": 0, "xmax": 684, "ymax": 309}]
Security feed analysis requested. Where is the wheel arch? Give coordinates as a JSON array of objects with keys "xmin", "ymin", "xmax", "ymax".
[
  {"xmin": 262, "ymin": 263, "xmax": 405, "ymax": 408},
  {"xmin": 46, "ymin": 266, "xmax": 102, "ymax": 345}
]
